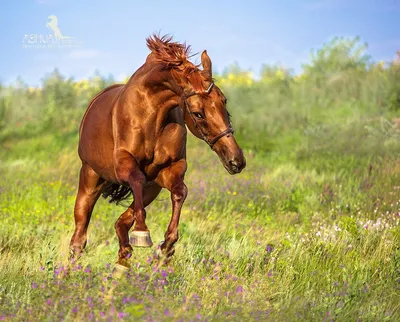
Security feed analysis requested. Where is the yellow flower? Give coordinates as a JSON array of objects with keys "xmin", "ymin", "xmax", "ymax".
[
  {"xmin": 275, "ymin": 69, "xmax": 285, "ymax": 80},
  {"xmin": 82, "ymin": 80, "xmax": 89, "ymax": 90}
]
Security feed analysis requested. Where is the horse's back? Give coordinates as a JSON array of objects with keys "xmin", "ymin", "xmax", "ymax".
[{"xmin": 79, "ymin": 84, "xmax": 124, "ymax": 138}]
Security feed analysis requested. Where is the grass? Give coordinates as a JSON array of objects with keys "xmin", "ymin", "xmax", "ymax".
[
  {"xmin": 1, "ymin": 132, "xmax": 399, "ymax": 321},
  {"xmin": 1, "ymin": 38, "xmax": 400, "ymax": 321}
]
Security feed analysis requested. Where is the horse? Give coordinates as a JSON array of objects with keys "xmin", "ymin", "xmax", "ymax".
[{"xmin": 69, "ymin": 34, "xmax": 246, "ymax": 269}]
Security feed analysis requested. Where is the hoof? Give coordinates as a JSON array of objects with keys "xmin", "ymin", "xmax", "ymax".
[
  {"xmin": 69, "ymin": 247, "xmax": 83, "ymax": 261},
  {"xmin": 154, "ymin": 241, "xmax": 175, "ymax": 262},
  {"xmin": 155, "ymin": 241, "xmax": 164, "ymax": 258},
  {"xmin": 112, "ymin": 263, "xmax": 129, "ymax": 279},
  {"xmin": 131, "ymin": 230, "xmax": 153, "ymax": 248}
]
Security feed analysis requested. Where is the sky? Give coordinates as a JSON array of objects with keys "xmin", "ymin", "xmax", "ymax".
[{"xmin": 0, "ymin": 0, "xmax": 399, "ymax": 86}]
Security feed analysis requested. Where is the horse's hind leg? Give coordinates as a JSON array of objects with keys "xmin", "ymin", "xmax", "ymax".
[
  {"xmin": 70, "ymin": 163, "xmax": 104, "ymax": 258},
  {"xmin": 115, "ymin": 182, "xmax": 162, "ymax": 266}
]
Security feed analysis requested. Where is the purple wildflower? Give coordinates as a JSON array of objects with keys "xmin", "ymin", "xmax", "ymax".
[
  {"xmin": 118, "ymin": 312, "xmax": 127, "ymax": 319},
  {"xmin": 87, "ymin": 297, "xmax": 93, "ymax": 308}
]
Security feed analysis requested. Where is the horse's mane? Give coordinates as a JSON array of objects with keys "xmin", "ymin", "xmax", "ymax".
[{"xmin": 146, "ymin": 34, "xmax": 207, "ymax": 91}]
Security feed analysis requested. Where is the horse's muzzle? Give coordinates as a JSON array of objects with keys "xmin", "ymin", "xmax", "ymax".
[
  {"xmin": 213, "ymin": 135, "xmax": 246, "ymax": 175},
  {"xmin": 228, "ymin": 157, "xmax": 246, "ymax": 174}
]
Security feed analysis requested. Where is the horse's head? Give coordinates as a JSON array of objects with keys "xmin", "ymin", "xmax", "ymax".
[{"xmin": 182, "ymin": 51, "xmax": 246, "ymax": 175}]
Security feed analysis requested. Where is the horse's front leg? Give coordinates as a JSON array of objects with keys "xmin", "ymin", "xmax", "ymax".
[
  {"xmin": 114, "ymin": 183, "xmax": 162, "ymax": 267},
  {"xmin": 114, "ymin": 151, "xmax": 152, "ymax": 263},
  {"xmin": 155, "ymin": 159, "xmax": 188, "ymax": 259}
]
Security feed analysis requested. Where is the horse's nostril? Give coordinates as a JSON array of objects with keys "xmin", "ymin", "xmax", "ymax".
[
  {"xmin": 228, "ymin": 158, "xmax": 245, "ymax": 173},
  {"xmin": 229, "ymin": 160, "xmax": 239, "ymax": 169}
]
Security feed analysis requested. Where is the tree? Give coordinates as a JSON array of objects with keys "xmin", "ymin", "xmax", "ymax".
[{"xmin": 302, "ymin": 36, "xmax": 371, "ymax": 77}]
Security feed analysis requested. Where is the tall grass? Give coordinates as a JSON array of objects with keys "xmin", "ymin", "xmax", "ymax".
[{"xmin": 0, "ymin": 37, "xmax": 400, "ymax": 321}]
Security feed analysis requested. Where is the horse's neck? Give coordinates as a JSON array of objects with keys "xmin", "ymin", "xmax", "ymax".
[{"xmin": 121, "ymin": 65, "xmax": 183, "ymax": 122}]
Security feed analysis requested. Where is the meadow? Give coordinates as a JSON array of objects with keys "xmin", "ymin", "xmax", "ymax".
[{"xmin": 1, "ymin": 37, "xmax": 400, "ymax": 321}]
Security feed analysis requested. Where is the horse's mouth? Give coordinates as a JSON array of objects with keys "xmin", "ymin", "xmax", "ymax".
[
  {"xmin": 225, "ymin": 164, "xmax": 243, "ymax": 175},
  {"xmin": 219, "ymin": 157, "xmax": 245, "ymax": 175}
]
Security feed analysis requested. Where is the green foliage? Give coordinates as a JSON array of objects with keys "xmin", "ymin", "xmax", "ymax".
[
  {"xmin": 386, "ymin": 62, "xmax": 400, "ymax": 111},
  {"xmin": 339, "ymin": 216, "xmax": 359, "ymax": 238},
  {"xmin": 304, "ymin": 36, "xmax": 371, "ymax": 75},
  {"xmin": 1, "ymin": 37, "xmax": 400, "ymax": 320}
]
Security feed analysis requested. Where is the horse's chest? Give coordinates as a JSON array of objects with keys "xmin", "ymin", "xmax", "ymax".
[{"xmin": 156, "ymin": 123, "xmax": 186, "ymax": 162}]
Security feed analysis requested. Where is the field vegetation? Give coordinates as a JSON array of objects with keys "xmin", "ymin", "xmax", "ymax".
[{"xmin": 1, "ymin": 37, "xmax": 400, "ymax": 321}]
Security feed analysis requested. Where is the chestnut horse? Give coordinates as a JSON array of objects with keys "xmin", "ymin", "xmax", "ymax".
[{"xmin": 69, "ymin": 34, "xmax": 246, "ymax": 268}]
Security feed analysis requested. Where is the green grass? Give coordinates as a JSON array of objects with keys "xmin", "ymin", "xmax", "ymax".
[
  {"xmin": 1, "ymin": 38, "xmax": 400, "ymax": 321},
  {"xmin": 1, "ymin": 130, "xmax": 399, "ymax": 321}
]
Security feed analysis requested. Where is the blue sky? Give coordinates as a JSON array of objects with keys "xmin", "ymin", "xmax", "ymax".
[{"xmin": 0, "ymin": 0, "xmax": 399, "ymax": 85}]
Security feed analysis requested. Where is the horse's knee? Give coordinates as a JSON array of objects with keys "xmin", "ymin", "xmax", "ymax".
[
  {"xmin": 171, "ymin": 182, "xmax": 188, "ymax": 203},
  {"xmin": 114, "ymin": 154, "xmax": 145, "ymax": 184},
  {"xmin": 116, "ymin": 167, "xmax": 144, "ymax": 184}
]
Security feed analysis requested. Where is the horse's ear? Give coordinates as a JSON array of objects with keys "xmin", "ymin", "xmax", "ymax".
[{"xmin": 201, "ymin": 50, "xmax": 212, "ymax": 80}]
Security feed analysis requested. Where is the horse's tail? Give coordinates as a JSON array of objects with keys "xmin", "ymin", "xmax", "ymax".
[{"xmin": 101, "ymin": 181, "xmax": 132, "ymax": 205}]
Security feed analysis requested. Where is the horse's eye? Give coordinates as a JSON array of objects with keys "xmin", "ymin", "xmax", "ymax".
[{"xmin": 193, "ymin": 112, "xmax": 204, "ymax": 119}]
